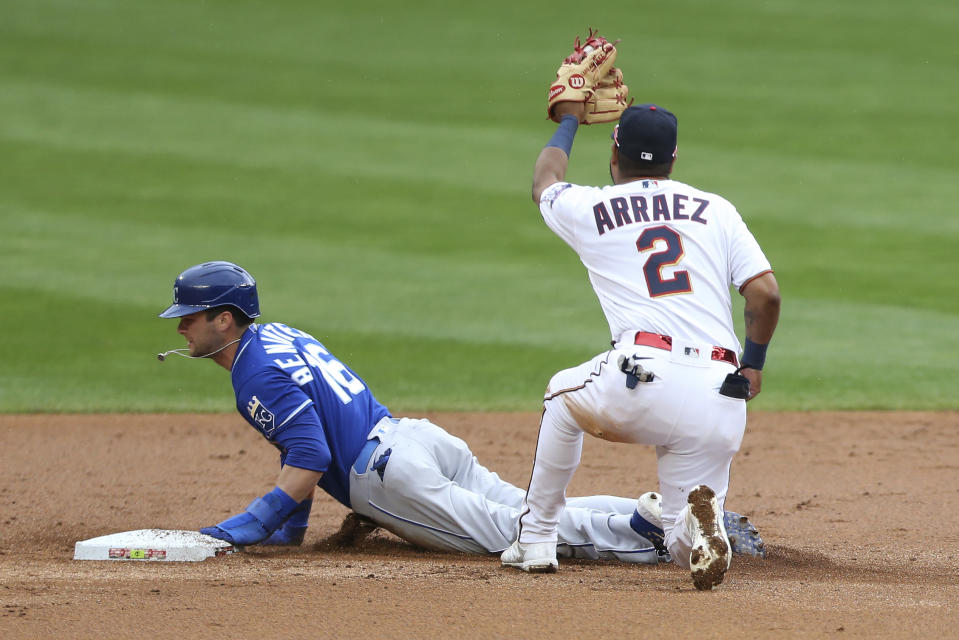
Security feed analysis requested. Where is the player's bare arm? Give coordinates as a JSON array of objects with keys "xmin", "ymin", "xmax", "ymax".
[
  {"xmin": 740, "ymin": 272, "xmax": 781, "ymax": 400},
  {"xmin": 532, "ymin": 148, "xmax": 569, "ymax": 203},
  {"xmin": 532, "ymin": 102, "xmax": 585, "ymax": 202},
  {"xmin": 276, "ymin": 465, "xmax": 322, "ymax": 502}
]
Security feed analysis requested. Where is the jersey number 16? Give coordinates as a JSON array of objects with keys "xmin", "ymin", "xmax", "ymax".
[{"xmin": 302, "ymin": 343, "xmax": 366, "ymax": 404}]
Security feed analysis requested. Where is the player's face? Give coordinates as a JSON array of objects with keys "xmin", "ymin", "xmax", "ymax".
[{"xmin": 176, "ymin": 311, "xmax": 224, "ymax": 357}]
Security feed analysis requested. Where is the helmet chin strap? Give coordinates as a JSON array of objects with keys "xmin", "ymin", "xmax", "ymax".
[{"xmin": 157, "ymin": 338, "xmax": 241, "ymax": 362}]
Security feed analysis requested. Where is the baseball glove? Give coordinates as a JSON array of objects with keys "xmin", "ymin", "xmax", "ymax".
[
  {"xmin": 584, "ymin": 67, "xmax": 631, "ymax": 124},
  {"xmin": 548, "ymin": 29, "xmax": 628, "ymax": 124}
]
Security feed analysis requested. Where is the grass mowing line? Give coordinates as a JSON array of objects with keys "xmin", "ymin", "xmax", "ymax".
[
  {"xmin": 1, "ymin": 206, "xmax": 605, "ymax": 348},
  {"xmin": 0, "ymin": 285, "xmax": 598, "ymax": 413},
  {"xmin": 0, "ymin": 78, "xmax": 547, "ymax": 196},
  {"xmin": 2, "ymin": 0, "xmax": 957, "ymax": 410},
  {"xmin": 748, "ymin": 296, "xmax": 959, "ymax": 410}
]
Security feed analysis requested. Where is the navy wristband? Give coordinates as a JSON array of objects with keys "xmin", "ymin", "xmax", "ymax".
[
  {"xmin": 545, "ymin": 114, "xmax": 579, "ymax": 156},
  {"xmin": 741, "ymin": 338, "xmax": 768, "ymax": 371}
]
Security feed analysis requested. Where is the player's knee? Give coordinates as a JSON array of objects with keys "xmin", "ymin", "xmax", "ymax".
[{"xmin": 543, "ymin": 395, "xmax": 584, "ymax": 437}]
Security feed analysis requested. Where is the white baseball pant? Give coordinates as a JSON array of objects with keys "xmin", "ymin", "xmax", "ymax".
[
  {"xmin": 516, "ymin": 335, "xmax": 746, "ymax": 569},
  {"xmin": 349, "ymin": 417, "xmax": 661, "ymax": 564}
]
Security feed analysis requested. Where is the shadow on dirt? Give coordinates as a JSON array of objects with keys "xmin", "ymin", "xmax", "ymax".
[{"xmin": 735, "ymin": 544, "xmax": 952, "ymax": 586}]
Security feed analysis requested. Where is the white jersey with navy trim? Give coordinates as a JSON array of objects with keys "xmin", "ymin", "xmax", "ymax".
[
  {"xmin": 540, "ymin": 178, "xmax": 771, "ymax": 350},
  {"xmin": 516, "ymin": 172, "xmax": 774, "ymax": 573}
]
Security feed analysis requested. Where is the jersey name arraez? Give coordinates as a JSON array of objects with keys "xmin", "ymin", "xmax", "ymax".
[{"xmin": 592, "ymin": 187, "xmax": 710, "ymax": 236}]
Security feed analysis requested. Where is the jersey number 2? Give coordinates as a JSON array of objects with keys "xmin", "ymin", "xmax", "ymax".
[{"xmin": 636, "ymin": 226, "xmax": 692, "ymax": 297}]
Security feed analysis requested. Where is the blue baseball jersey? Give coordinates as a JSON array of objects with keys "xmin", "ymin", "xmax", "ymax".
[{"xmin": 230, "ymin": 322, "xmax": 391, "ymax": 507}]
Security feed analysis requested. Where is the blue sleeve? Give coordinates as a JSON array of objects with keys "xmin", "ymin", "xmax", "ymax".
[
  {"xmin": 271, "ymin": 407, "xmax": 332, "ymax": 473},
  {"xmin": 235, "ymin": 369, "xmax": 315, "ymax": 436}
]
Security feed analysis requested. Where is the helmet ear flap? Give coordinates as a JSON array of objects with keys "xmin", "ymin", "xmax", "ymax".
[{"xmin": 159, "ymin": 261, "xmax": 261, "ymax": 319}]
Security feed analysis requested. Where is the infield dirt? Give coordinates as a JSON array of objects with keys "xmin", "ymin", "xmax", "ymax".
[{"xmin": 1, "ymin": 411, "xmax": 957, "ymax": 639}]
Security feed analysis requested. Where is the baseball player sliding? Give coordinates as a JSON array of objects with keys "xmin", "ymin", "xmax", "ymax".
[
  {"xmin": 157, "ymin": 261, "xmax": 765, "ymax": 565},
  {"xmin": 500, "ymin": 32, "xmax": 781, "ymax": 590}
]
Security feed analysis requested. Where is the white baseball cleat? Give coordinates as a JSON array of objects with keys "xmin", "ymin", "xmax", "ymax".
[
  {"xmin": 500, "ymin": 540, "xmax": 558, "ymax": 573},
  {"xmin": 686, "ymin": 485, "xmax": 731, "ymax": 591},
  {"xmin": 630, "ymin": 491, "xmax": 669, "ymax": 560},
  {"xmin": 636, "ymin": 491, "xmax": 663, "ymax": 524},
  {"xmin": 631, "ymin": 490, "xmax": 764, "ymax": 561}
]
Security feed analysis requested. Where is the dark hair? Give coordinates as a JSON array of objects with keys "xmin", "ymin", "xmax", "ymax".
[
  {"xmin": 205, "ymin": 305, "xmax": 254, "ymax": 328},
  {"xmin": 617, "ymin": 150, "xmax": 672, "ymax": 178}
]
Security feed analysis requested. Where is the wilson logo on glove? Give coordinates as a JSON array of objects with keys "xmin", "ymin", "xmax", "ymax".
[{"xmin": 547, "ymin": 29, "xmax": 629, "ymax": 124}]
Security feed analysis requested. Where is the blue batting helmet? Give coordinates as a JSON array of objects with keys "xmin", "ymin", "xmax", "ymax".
[{"xmin": 158, "ymin": 261, "xmax": 261, "ymax": 319}]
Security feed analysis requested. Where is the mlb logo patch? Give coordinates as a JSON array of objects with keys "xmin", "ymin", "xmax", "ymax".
[
  {"xmin": 247, "ymin": 396, "xmax": 275, "ymax": 434},
  {"xmin": 684, "ymin": 347, "xmax": 700, "ymax": 358}
]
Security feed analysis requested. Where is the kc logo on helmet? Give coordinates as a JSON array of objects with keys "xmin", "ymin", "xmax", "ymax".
[{"xmin": 568, "ymin": 74, "xmax": 586, "ymax": 89}]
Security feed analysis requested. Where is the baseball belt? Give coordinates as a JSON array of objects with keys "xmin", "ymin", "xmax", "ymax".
[
  {"xmin": 353, "ymin": 437, "xmax": 385, "ymax": 474},
  {"xmin": 632, "ymin": 331, "xmax": 738, "ymax": 367}
]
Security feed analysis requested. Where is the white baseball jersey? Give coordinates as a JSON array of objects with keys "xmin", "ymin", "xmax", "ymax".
[
  {"xmin": 539, "ymin": 179, "xmax": 771, "ymax": 351},
  {"xmin": 518, "ymin": 176, "xmax": 773, "ymax": 568}
]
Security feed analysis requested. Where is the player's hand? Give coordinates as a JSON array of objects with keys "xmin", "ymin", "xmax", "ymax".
[
  {"xmin": 553, "ymin": 101, "xmax": 586, "ymax": 122},
  {"xmin": 200, "ymin": 512, "xmax": 270, "ymax": 545},
  {"xmin": 199, "ymin": 487, "xmax": 300, "ymax": 546},
  {"xmin": 260, "ymin": 522, "xmax": 308, "ymax": 546},
  {"xmin": 741, "ymin": 368, "xmax": 762, "ymax": 401},
  {"xmin": 260, "ymin": 498, "xmax": 312, "ymax": 546}
]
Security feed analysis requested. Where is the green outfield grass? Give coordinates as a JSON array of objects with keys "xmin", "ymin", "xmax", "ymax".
[{"xmin": 2, "ymin": 0, "xmax": 957, "ymax": 412}]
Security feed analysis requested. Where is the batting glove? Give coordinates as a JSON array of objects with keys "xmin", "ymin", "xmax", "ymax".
[
  {"xmin": 261, "ymin": 498, "xmax": 312, "ymax": 546},
  {"xmin": 200, "ymin": 487, "xmax": 299, "ymax": 546}
]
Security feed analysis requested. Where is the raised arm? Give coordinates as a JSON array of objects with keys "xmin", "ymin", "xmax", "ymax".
[{"xmin": 532, "ymin": 102, "xmax": 585, "ymax": 203}]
